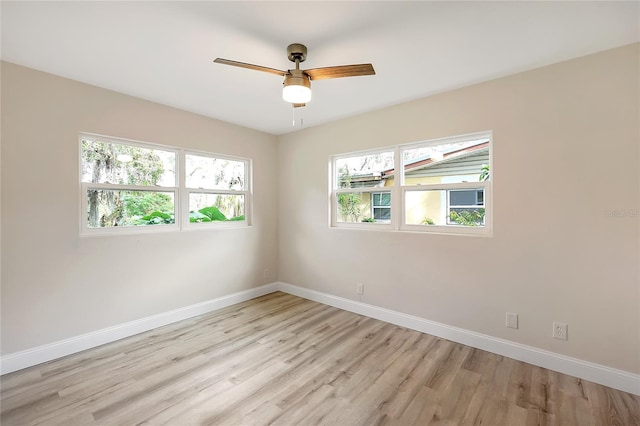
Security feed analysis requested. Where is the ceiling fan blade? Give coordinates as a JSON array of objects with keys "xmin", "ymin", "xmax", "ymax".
[
  {"xmin": 213, "ymin": 58, "xmax": 287, "ymax": 77},
  {"xmin": 293, "ymin": 103, "xmax": 306, "ymax": 108},
  {"xmin": 304, "ymin": 64, "xmax": 375, "ymax": 81}
]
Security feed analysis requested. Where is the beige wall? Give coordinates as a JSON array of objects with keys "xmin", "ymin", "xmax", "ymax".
[
  {"xmin": 1, "ymin": 62, "xmax": 278, "ymax": 354},
  {"xmin": 278, "ymin": 44, "xmax": 640, "ymax": 373}
]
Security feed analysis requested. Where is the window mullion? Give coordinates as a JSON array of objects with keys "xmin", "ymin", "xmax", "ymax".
[
  {"xmin": 246, "ymin": 159, "xmax": 252, "ymax": 226},
  {"xmin": 401, "ymin": 181, "xmax": 487, "ymax": 192},
  {"xmin": 179, "ymin": 149, "xmax": 187, "ymax": 229},
  {"xmin": 393, "ymin": 145, "xmax": 402, "ymax": 230},
  {"xmin": 84, "ymin": 182, "xmax": 178, "ymax": 192},
  {"xmin": 185, "ymin": 188, "xmax": 245, "ymax": 195}
]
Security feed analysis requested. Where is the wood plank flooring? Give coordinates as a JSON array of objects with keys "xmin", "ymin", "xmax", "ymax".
[{"xmin": 1, "ymin": 292, "xmax": 639, "ymax": 425}]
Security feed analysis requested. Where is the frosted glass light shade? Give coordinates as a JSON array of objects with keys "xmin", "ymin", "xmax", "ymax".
[
  {"xmin": 282, "ymin": 71, "xmax": 312, "ymax": 104},
  {"xmin": 282, "ymin": 84, "xmax": 312, "ymax": 104}
]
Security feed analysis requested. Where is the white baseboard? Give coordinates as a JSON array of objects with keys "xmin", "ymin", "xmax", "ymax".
[
  {"xmin": 0, "ymin": 283, "xmax": 278, "ymax": 375},
  {"xmin": 275, "ymin": 282, "xmax": 640, "ymax": 396},
  {"xmin": 2, "ymin": 281, "xmax": 638, "ymax": 396}
]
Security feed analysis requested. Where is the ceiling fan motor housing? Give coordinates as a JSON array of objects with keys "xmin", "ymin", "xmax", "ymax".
[
  {"xmin": 287, "ymin": 43, "xmax": 307, "ymax": 63},
  {"xmin": 283, "ymin": 69, "xmax": 310, "ymax": 89}
]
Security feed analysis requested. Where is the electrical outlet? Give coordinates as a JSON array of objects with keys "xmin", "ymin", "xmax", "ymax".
[
  {"xmin": 263, "ymin": 268, "xmax": 270, "ymax": 280},
  {"xmin": 356, "ymin": 282, "xmax": 364, "ymax": 295},
  {"xmin": 553, "ymin": 322, "xmax": 568, "ymax": 340},
  {"xmin": 506, "ymin": 312, "xmax": 518, "ymax": 329}
]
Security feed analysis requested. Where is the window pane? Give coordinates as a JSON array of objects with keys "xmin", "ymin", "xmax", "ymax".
[
  {"xmin": 402, "ymin": 138, "xmax": 489, "ymax": 185},
  {"xmin": 373, "ymin": 207, "xmax": 391, "ymax": 221},
  {"xmin": 186, "ymin": 154, "xmax": 245, "ymax": 190},
  {"xmin": 405, "ymin": 190, "xmax": 445, "ymax": 226},
  {"xmin": 81, "ymin": 139, "xmax": 175, "ymax": 186},
  {"xmin": 373, "ymin": 192, "xmax": 391, "ymax": 206},
  {"xmin": 189, "ymin": 193, "xmax": 245, "ymax": 222},
  {"xmin": 405, "ymin": 189, "xmax": 485, "ymax": 227},
  {"xmin": 336, "ymin": 152, "xmax": 394, "ymax": 189},
  {"xmin": 86, "ymin": 190, "xmax": 175, "ymax": 228},
  {"xmin": 450, "ymin": 189, "xmax": 483, "ymax": 206}
]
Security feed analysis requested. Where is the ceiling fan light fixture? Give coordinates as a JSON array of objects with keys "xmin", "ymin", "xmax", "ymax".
[
  {"xmin": 282, "ymin": 72, "xmax": 311, "ymax": 104},
  {"xmin": 214, "ymin": 43, "xmax": 375, "ymax": 108}
]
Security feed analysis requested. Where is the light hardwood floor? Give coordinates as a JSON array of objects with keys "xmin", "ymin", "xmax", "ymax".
[{"xmin": 1, "ymin": 292, "xmax": 639, "ymax": 425}]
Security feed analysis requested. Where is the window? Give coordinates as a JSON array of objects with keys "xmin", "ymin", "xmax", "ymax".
[
  {"xmin": 80, "ymin": 134, "xmax": 251, "ymax": 235},
  {"xmin": 333, "ymin": 149, "xmax": 394, "ymax": 226},
  {"xmin": 330, "ymin": 132, "xmax": 491, "ymax": 235},
  {"xmin": 185, "ymin": 153, "xmax": 247, "ymax": 223},
  {"xmin": 372, "ymin": 192, "xmax": 391, "ymax": 222},
  {"xmin": 448, "ymin": 189, "xmax": 484, "ymax": 225}
]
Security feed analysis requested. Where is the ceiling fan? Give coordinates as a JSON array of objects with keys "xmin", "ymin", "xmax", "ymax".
[{"xmin": 214, "ymin": 43, "xmax": 375, "ymax": 108}]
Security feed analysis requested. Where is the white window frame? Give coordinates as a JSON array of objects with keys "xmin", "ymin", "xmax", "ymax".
[
  {"xmin": 330, "ymin": 131, "xmax": 492, "ymax": 236},
  {"xmin": 79, "ymin": 133, "xmax": 252, "ymax": 236}
]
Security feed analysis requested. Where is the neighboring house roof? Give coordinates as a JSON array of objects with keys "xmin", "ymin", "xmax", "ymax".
[
  {"xmin": 341, "ymin": 172, "xmax": 385, "ymax": 187},
  {"xmin": 382, "ymin": 141, "xmax": 489, "ymax": 179},
  {"xmin": 339, "ymin": 141, "xmax": 489, "ymax": 188}
]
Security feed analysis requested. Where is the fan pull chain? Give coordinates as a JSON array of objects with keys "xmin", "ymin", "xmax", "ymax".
[{"xmin": 292, "ymin": 106, "xmax": 305, "ymax": 127}]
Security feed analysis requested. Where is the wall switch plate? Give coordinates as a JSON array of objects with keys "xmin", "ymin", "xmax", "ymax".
[
  {"xmin": 553, "ymin": 322, "xmax": 568, "ymax": 340},
  {"xmin": 506, "ymin": 312, "xmax": 518, "ymax": 329},
  {"xmin": 356, "ymin": 282, "xmax": 364, "ymax": 295}
]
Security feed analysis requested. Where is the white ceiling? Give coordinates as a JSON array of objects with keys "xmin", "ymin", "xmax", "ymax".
[{"xmin": 2, "ymin": 1, "xmax": 638, "ymax": 135}]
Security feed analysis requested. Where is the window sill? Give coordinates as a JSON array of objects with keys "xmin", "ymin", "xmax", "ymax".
[{"xmin": 329, "ymin": 224, "xmax": 492, "ymax": 237}]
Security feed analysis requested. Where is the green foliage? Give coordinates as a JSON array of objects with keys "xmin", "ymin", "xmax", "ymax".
[
  {"xmin": 128, "ymin": 206, "xmax": 245, "ymax": 226},
  {"xmin": 198, "ymin": 206, "xmax": 228, "ymax": 221},
  {"xmin": 336, "ymin": 168, "xmax": 364, "ymax": 223},
  {"xmin": 421, "ymin": 217, "xmax": 435, "ymax": 225},
  {"xmin": 123, "ymin": 192, "xmax": 173, "ymax": 219},
  {"xmin": 135, "ymin": 211, "xmax": 174, "ymax": 225},
  {"xmin": 189, "ymin": 206, "xmax": 245, "ymax": 223},
  {"xmin": 361, "ymin": 217, "xmax": 375, "ymax": 223},
  {"xmin": 479, "ymin": 164, "xmax": 490, "ymax": 182},
  {"xmin": 189, "ymin": 211, "xmax": 212, "ymax": 223},
  {"xmin": 449, "ymin": 209, "xmax": 485, "ymax": 226},
  {"xmin": 338, "ymin": 192, "xmax": 362, "ymax": 222}
]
